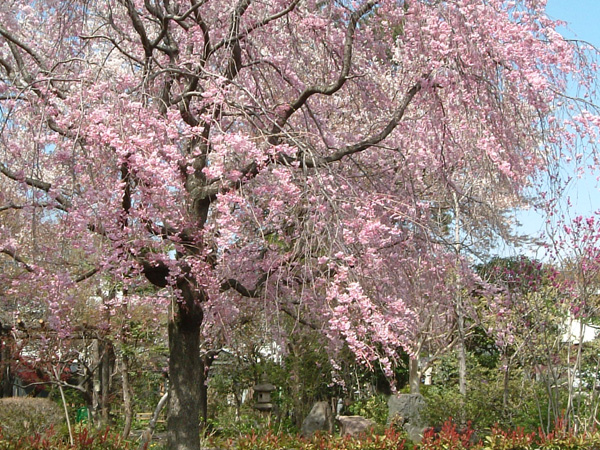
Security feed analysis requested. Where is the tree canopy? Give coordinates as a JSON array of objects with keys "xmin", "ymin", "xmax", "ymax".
[{"xmin": 1, "ymin": 1, "xmax": 599, "ymax": 448}]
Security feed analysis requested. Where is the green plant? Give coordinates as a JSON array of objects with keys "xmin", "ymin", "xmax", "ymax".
[{"xmin": 348, "ymin": 395, "xmax": 389, "ymax": 426}]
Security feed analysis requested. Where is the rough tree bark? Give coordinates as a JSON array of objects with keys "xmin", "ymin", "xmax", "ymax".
[
  {"xmin": 0, "ymin": 337, "xmax": 13, "ymax": 397},
  {"xmin": 100, "ymin": 341, "xmax": 114, "ymax": 425},
  {"xmin": 166, "ymin": 289, "xmax": 203, "ymax": 450}
]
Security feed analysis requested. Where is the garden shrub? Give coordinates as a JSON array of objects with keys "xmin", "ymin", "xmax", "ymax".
[
  {"xmin": 227, "ymin": 428, "xmax": 409, "ymax": 450},
  {"xmin": 0, "ymin": 426, "xmax": 130, "ymax": 450},
  {"xmin": 483, "ymin": 421, "xmax": 600, "ymax": 450},
  {"xmin": 217, "ymin": 421, "xmax": 600, "ymax": 450},
  {"xmin": 348, "ymin": 395, "xmax": 389, "ymax": 425},
  {"xmin": 0, "ymin": 397, "xmax": 63, "ymax": 442},
  {"xmin": 421, "ymin": 356, "xmax": 551, "ymax": 433}
]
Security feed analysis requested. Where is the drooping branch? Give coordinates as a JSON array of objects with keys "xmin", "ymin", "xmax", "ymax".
[
  {"xmin": 0, "ymin": 203, "xmax": 24, "ymax": 211},
  {"xmin": 268, "ymin": 1, "xmax": 377, "ymax": 144},
  {"xmin": 79, "ymin": 34, "xmax": 143, "ymax": 65},
  {"xmin": 1, "ymin": 247, "xmax": 99, "ymax": 283},
  {"xmin": 0, "ymin": 202, "xmax": 54, "ymax": 211},
  {"xmin": 198, "ymin": 79, "xmax": 424, "ymax": 201},
  {"xmin": 220, "ymin": 276, "xmax": 320, "ymax": 329}
]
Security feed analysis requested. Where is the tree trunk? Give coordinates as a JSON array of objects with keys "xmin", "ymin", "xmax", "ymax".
[
  {"xmin": 409, "ymin": 357, "xmax": 420, "ymax": 394},
  {"xmin": 0, "ymin": 340, "xmax": 13, "ymax": 397},
  {"xmin": 92, "ymin": 339, "xmax": 101, "ymax": 422},
  {"xmin": 457, "ymin": 311, "xmax": 467, "ymax": 396},
  {"xmin": 199, "ymin": 353, "xmax": 216, "ymax": 431},
  {"xmin": 101, "ymin": 342, "xmax": 113, "ymax": 425},
  {"xmin": 199, "ymin": 363, "xmax": 208, "ymax": 432},
  {"xmin": 453, "ymin": 192, "xmax": 467, "ymax": 398},
  {"xmin": 457, "ymin": 314, "xmax": 467, "ymax": 425},
  {"xmin": 139, "ymin": 392, "xmax": 169, "ymax": 450},
  {"xmin": 167, "ymin": 292, "xmax": 203, "ymax": 450},
  {"xmin": 502, "ymin": 353, "xmax": 510, "ymax": 410},
  {"xmin": 287, "ymin": 342, "xmax": 303, "ymax": 428},
  {"xmin": 121, "ymin": 352, "xmax": 133, "ymax": 439}
]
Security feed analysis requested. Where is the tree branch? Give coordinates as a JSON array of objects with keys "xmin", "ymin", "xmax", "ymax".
[
  {"xmin": 0, "ymin": 248, "xmax": 35, "ymax": 272},
  {"xmin": 0, "ymin": 24, "xmax": 48, "ymax": 71},
  {"xmin": 279, "ymin": 305, "xmax": 319, "ymax": 330},
  {"xmin": 305, "ymin": 81, "xmax": 424, "ymax": 167},
  {"xmin": 138, "ymin": 392, "xmax": 169, "ymax": 450},
  {"xmin": 0, "ymin": 202, "xmax": 55, "ymax": 212},
  {"xmin": 0, "ymin": 162, "xmax": 70, "ymax": 210},
  {"xmin": 122, "ymin": 0, "xmax": 154, "ymax": 57},
  {"xmin": 74, "ymin": 267, "xmax": 100, "ymax": 283},
  {"xmin": 268, "ymin": 1, "xmax": 377, "ymax": 144},
  {"xmin": 220, "ymin": 277, "xmax": 263, "ymax": 297},
  {"xmin": 211, "ymin": 0, "xmax": 301, "ymax": 54}
]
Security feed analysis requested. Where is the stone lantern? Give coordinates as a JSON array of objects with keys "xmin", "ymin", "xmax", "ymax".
[{"xmin": 254, "ymin": 380, "xmax": 275, "ymax": 412}]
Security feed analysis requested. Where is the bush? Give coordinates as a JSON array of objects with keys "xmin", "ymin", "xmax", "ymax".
[
  {"xmin": 348, "ymin": 395, "xmax": 389, "ymax": 426},
  {"xmin": 226, "ymin": 428, "xmax": 409, "ymax": 450},
  {"xmin": 0, "ymin": 426, "xmax": 130, "ymax": 450},
  {"xmin": 214, "ymin": 422, "xmax": 600, "ymax": 450},
  {"xmin": 421, "ymin": 354, "xmax": 552, "ymax": 433},
  {"xmin": 0, "ymin": 398, "xmax": 63, "ymax": 442},
  {"xmin": 421, "ymin": 420, "xmax": 480, "ymax": 450}
]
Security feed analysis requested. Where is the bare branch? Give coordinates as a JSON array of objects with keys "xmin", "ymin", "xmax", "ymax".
[
  {"xmin": 80, "ymin": 35, "xmax": 144, "ymax": 65},
  {"xmin": 220, "ymin": 268, "xmax": 280, "ymax": 298},
  {"xmin": 0, "ymin": 202, "xmax": 55, "ymax": 212},
  {"xmin": 0, "ymin": 203, "xmax": 25, "ymax": 212},
  {"xmin": 169, "ymin": 0, "xmax": 209, "ymax": 24},
  {"xmin": 138, "ymin": 392, "xmax": 169, "ymax": 450}
]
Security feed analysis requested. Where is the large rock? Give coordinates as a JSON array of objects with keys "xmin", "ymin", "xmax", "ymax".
[
  {"xmin": 301, "ymin": 401, "xmax": 333, "ymax": 437},
  {"xmin": 337, "ymin": 415, "xmax": 374, "ymax": 437},
  {"xmin": 388, "ymin": 393, "xmax": 427, "ymax": 442}
]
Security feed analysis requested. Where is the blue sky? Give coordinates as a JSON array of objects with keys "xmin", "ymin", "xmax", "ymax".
[
  {"xmin": 546, "ymin": 1, "xmax": 600, "ymax": 46},
  {"xmin": 506, "ymin": 1, "xmax": 600, "ymax": 258}
]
